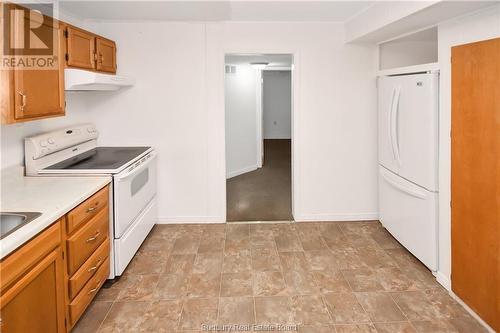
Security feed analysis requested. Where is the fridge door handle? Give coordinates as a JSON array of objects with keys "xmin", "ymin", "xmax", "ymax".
[
  {"xmin": 391, "ymin": 86, "xmax": 401, "ymax": 165},
  {"xmin": 388, "ymin": 88, "xmax": 396, "ymax": 160},
  {"xmin": 381, "ymin": 169, "xmax": 427, "ymax": 199}
]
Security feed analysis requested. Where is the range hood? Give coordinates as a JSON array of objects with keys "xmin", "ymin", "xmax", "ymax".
[{"xmin": 64, "ymin": 69, "xmax": 135, "ymax": 91}]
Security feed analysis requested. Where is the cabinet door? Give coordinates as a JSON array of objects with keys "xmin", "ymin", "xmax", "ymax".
[
  {"xmin": 0, "ymin": 247, "xmax": 66, "ymax": 333},
  {"xmin": 9, "ymin": 12, "xmax": 65, "ymax": 122},
  {"xmin": 96, "ymin": 37, "xmax": 117, "ymax": 73},
  {"xmin": 66, "ymin": 26, "xmax": 95, "ymax": 70}
]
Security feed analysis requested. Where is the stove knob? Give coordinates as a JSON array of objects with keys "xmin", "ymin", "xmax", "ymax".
[
  {"xmin": 87, "ymin": 127, "xmax": 94, "ymax": 133},
  {"xmin": 40, "ymin": 140, "xmax": 48, "ymax": 147},
  {"xmin": 47, "ymin": 137, "xmax": 55, "ymax": 144}
]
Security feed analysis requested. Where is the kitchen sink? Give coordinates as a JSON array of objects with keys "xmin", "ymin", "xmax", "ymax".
[{"xmin": 0, "ymin": 212, "xmax": 42, "ymax": 239}]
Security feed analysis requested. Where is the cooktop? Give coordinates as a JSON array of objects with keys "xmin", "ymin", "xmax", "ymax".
[{"xmin": 44, "ymin": 147, "xmax": 150, "ymax": 171}]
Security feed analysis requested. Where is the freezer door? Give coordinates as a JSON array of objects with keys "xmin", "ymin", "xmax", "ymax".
[
  {"xmin": 379, "ymin": 167, "xmax": 438, "ymax": 271},
  {"xmin": 378, "ymin": 73, "xmax": 439, "ymax": 191}
]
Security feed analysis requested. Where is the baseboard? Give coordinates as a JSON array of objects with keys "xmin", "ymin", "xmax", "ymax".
[
  {"xmin": 434, "ymin": 270, "xmax": 451, "ymax": 291},
  {"xmin": 449, "ymin": 291, "xmax": 496, "ymax": 333},
  {"xmin": 156, "ymin": 216, "xmax": 224, "ymax": 224},
  {"xmin": 294, "ymin": 213, "xmax": 379, "ymax": 222},
  {"xmin": 226, "ymin": 165, "xmax": 258, "ymax": 179}
]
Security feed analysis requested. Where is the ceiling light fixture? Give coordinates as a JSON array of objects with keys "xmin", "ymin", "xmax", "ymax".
[{"xmin": 250, "ymin": 62, "xmax": 269, "ymax": 70}]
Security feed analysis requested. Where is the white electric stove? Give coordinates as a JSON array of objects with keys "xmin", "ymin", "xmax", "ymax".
[{"xmin": 24, "ymin": 124, "xmax": 157, "ymax": 278}]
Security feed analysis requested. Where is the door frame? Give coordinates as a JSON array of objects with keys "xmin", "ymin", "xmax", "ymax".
[
  {"xmin": 256, "ymin": 69, "xmax": 263, "ymax": 168},
  {"xmin": 222, "ymin": 50, "xmax": 299, "ymax": 222}
]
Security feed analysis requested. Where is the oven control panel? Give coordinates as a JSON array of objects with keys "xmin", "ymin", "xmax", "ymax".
[{"xmin": 25, "ymin": 124, "xmax": 99, "ymax": 160}]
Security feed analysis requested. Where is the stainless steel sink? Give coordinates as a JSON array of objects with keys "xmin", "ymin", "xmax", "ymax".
[{"xmin": 0, "ymin": 212, "xmax": 42, "ymax": 239}]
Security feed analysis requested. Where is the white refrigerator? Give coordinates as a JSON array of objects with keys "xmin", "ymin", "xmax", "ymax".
[{"xmin": 378, "ymin": 72, "xmax": 439, "ymax": 271}]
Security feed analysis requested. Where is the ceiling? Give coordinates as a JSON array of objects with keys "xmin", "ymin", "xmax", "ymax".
[
  {"xmin": 225, "ymin": 54, "xmax": 293, "ymax": 67},
  {"xmin": 58, "ymin": 1, "xmax": 375, "ymax": 22}
]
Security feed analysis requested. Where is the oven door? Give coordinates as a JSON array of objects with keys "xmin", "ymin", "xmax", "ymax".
[{"xmin": 113, "ymin": 152, "xmax": 157, "ymax": 238}]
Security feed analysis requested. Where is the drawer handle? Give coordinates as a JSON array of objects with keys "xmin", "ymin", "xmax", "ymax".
[
  {"xmin": 87, "ymin": 258, "xmax": 102, "ymax": 272},
  {"xmin": 86, "ymin": 231, "xmax": 100, "ymax": 243},
  {"xmin": 86, "ymin": 205, "xmax": 98, "ymax": 213},
  {"xmin": 88, "ymin": 280, "xmax": 103, "ymax": 295}
]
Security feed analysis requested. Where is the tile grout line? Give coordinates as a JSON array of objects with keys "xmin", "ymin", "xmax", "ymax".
[
  {"xmin": 94, "ymin": 300, "xmax": 114, "ymax": 333},
  {"xmin": 177, "ymin": 225, "xmax": 202, "ymax": 331},
  {"xmin": 273, "ymin": 225, "xmax": 299, "ymax": 326},
  {"xmin": 216, "ymin": 225, "xmax": 227, "ymax": 328},
  {"xmin": 338, "ymin": 269, "xmax": 376, "ymax": 328},
  {"xmin": 248, "ymin": 225, "xmax": 258, "ymax": 327}
]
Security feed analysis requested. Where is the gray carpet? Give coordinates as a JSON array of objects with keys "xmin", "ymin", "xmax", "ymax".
[{"xmin": 226, "ymin": 139, "xmax": 292, "ymax": 221}]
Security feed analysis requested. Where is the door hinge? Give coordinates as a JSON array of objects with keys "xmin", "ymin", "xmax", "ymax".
[
  {"xmin": 63, "ymin": 29, "xmax": 68, "ymax": 38},
  {"xmin": 65, "ymin": 53, "xmax": 69, "ymax": 61}
]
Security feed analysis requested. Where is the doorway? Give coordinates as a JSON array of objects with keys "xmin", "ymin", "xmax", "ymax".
[{"xmin": 224, "ymin": 54, "xmax": 293, "ymax": 222}]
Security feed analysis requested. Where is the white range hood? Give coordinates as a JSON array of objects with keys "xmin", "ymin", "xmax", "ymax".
[{"xmin": 64, "ymin": 68, "xmax": 135, "ymax": 91}]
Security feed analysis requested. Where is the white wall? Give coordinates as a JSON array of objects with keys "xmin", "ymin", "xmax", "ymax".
[
  {"xmin": 436, "ymin": 4, "xmax": 500, "ymax": 289},
  {"xmin": 207, "ymin": 22, "xmax": 379, "ymax": 222},
  {"xmin": 379, "ymin": 28, "xmax": 438, "ymax": 69},
  {"xmin": 1, "ymin": 21, "xmax": 379, "ymax": 223},
  {"xmin": 225, "ymin": 65, "xmax": 258, "ymax": 178},
  {"xmin": 263, "ymin": 70, "xmax": 291, "ymax": 139}
]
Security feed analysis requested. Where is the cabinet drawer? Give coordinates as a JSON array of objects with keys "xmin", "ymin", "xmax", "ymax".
[
  {"xmin": 69, "ymin": 257, "xmax": 109, "ymax": 327},
  {"xmin": 67, "ymin": 186, "xmax": 109, "ymax": 235},
  {"xmin": 67, "ymin": 207, "xmax": 108, "ymax": 276},
  {"xmin": 0, "ymin": 222, "xmax": 61, "ymax": 292},
  {"xmin": 68, "ymin": 238, "xmax": 109, "ymax": 300}
]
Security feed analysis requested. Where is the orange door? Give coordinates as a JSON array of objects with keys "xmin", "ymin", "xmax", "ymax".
[{"xmin": 451, "ymin": 37, "xmax": 500, "ymax": 331}]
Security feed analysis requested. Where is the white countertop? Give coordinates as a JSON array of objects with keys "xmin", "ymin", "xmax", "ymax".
[{"xmin": 0, "ymin": 167, "xmax": 111, "ymax": 259}]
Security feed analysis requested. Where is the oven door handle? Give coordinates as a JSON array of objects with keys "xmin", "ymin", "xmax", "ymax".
[{"xmin": 115, "ymin": 152, "xmax": 156, "ymax": 182}]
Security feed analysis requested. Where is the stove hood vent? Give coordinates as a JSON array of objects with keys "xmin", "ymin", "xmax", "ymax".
[{"xmin": 64, "ymin": 69, "xmax": 135, "ymax": 91}]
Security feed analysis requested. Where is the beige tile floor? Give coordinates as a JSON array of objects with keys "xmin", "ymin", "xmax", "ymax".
[{"xmin": 73, "ymin": 222, "xmax": 487, "ymax": 333}]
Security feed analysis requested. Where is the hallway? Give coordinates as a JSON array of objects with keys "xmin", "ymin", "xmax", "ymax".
[{"xmin": 226, "ymin": 139, "xmax": 292, "ymax": 221}]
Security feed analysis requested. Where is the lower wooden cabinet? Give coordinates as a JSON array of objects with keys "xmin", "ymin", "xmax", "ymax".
[
  {"xmin": 0, "ymin": 184, "xmax": 110, "ymax": 332},
  {"xmin": 0, "ymin": 223, "xmax": 66, "ymax": 333}
]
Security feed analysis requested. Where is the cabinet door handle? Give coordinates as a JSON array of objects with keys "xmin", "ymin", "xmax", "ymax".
[
  {"xmin": 86, "ymin": 231, "xmax": 100, "ymax": 243},
  {"xmin": 99, "ymin": 53, "xmax": 103, "ymax": 63},
  {"xmin": 17, "ymin": 91, "xmax": 27, "ymax": 111},
  {"xmin": 87, "ymin": 258, "xmax": 102, "ymax": 272}
]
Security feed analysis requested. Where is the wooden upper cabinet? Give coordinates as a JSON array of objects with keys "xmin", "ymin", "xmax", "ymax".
[
  {"xmin": 1, "ymin": 5, "xmax": 65, "ymax": 124},
  {"xmin": 65, "ymin": 26, "xmax": 117, "ymax": 74},
  {"xmin": 66, "ymin": 26, "xmax": 96, "ymax": 70},
  {"xmin": 96, "ymin": 37, "xmax": 117, "ymax": 73}
]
